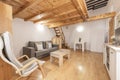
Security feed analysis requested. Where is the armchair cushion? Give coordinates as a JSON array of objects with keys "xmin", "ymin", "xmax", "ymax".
[
  {"xmin": 2, "ymin": 32, "xmax": 23, "ymax": 68},
  {"xmin": 21, "ymin": 57, "xmax": 45, "ymax": 75}
]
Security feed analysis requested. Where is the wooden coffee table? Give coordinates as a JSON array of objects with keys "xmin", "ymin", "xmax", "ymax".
[{"xmin": 50, "ymin": 49, "xmax": 70, "ymax": 66}]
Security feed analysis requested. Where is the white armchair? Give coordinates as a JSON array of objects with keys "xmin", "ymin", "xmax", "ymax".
[{"xmin": 0, "ymin": 32, "xmax": 46, "ymax": 80}]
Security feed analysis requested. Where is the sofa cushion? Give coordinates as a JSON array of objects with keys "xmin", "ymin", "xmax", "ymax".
[
  {"xmin": 35, "ymin": 49, "xmax": 49, "ymax": 57},
  {"xmin": 35, "ymin": 42, "xmax": 43, "ymax": 51},
  {"xmin": 46, "ymin": 41, "xmax": 52, "ymax": 49},
  {"xmin": 48, "ymin": 47, "xmax": 58, "ymax": 52}
]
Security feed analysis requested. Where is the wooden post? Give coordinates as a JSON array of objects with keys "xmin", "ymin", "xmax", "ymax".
[{"xmin": 0, "ymin": 2, "xmax": 14, "ymax": 80}]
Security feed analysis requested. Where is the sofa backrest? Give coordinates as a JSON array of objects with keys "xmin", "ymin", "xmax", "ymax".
[{"xmin": 28, "ymin": 41, "xmax": 46, "ymax": 50}]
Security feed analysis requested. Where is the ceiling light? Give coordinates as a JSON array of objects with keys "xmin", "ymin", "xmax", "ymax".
[
  {"xmin": 35, "ymin": 23, "xmax": 44, "ymax": 32},
  {"xmin": 76, "ymin": 26, "xmax": 84, "ymax": 32},
  {"xmin": 78, "ymin": 65, "xmax": 83, "ymax": 71}
]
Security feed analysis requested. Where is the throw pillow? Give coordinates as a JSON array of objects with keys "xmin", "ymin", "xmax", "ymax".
[
  {"xmin": 35, "ymin": 42, "xmax": 43, "ymax": 50},
  {"xmin": 46, "ymin": 41, "xmax": 52, "ymax": 49}
]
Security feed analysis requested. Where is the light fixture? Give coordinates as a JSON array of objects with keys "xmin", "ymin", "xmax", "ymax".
[
  {"xmin": 35, "ymin": 23, "xmax": 44, "ymax": 32},
  {"xmin": 76, "ymin": 26, "xmax": 84, "ymax": 32},
  {"xmin": 78, "ymin": 65, "xmax": 83, "ymax": 71}
]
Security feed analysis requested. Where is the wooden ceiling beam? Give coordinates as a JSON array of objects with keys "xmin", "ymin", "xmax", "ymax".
[
  {"xmin": 14, "ymin": 0, "xmax": 42, "ymax": 16},
  {"xmin": 25, "ymin": 1, "xmax": 71, "ymax": 21},
  {"xmin": 45, "ymin": 17, "xmax": 82, "ymax": 25},
  {"xmin": 44, "ymin": 16, "xmax": 82, "ymax": 25},
  {"xmin": 87, "ymin": 12, "xmax": 116, "ymax": 21},
  {"xmin": 32, "ymin": 9, "xmax": 77, "ymax": 23},
  {"xmin": 33, "ymin": 11, "xmax": 80, "ymax": 23},
  {"xmin": 48, "ymin": 12, "xmax": 116, "ymax": 28},
  {"xmin": 48, "ymin": 19, "xmax": 83, "ymax": 28},
  {"xmin": 13, "ymin": 0, "xmax": 24, "ymax": 5},
  {"xmin": 41, "ymin": 15, "xmax": 81, "ymax": 24},
  {"xmin": 71, "ymin": 0, "xmax": 88, "ymax": 20}
]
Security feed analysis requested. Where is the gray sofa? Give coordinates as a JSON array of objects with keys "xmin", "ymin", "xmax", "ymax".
[{"xmin": 23, "ymin": 41, "xmax": 59, "ymax": 58}]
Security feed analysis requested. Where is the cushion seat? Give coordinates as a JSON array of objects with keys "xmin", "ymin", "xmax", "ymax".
[
  {"xmin": 48, "ymin": 47, "xmax": 58, "ymax": 52},
  {"xmin": 22, "ymin": 57, "xmax": 45, "ymax": 75},
  {"xmin": 35, "ymin": 49, "xmax": 49, "ymax": 57}
]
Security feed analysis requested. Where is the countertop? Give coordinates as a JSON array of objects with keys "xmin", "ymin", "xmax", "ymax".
[{"xmin": 105, "ymin": 44, "xmax": 120, "ymax": 52}]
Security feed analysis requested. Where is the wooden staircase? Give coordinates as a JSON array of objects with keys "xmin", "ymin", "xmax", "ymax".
[{"xmin": 54, "ymin": 27, "xmax": 68, "ymax": 48}]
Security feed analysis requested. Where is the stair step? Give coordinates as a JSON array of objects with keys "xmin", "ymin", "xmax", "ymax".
[
  {"xmin": 56, "ymin": 34, "xmax": 61, "ymax": 35},
  {"xmin": 54, "ymin": 28, "xmax": 59, "ymax": 30},
  {"xmin": 56, "ymin": 31, "xmax": 60, "ymax": 33}
]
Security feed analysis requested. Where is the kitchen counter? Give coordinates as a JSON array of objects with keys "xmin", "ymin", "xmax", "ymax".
[{"xmin": 105, "ymin": 44, "xmax": 120, "ymax": 52}]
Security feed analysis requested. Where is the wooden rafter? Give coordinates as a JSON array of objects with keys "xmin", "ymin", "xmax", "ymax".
[
  {"xmin": 13, "ymin": 0, "xmax": 24, "ymax": 5},
  {"xmin": 71, "ymin": 0, "xmax": 88, "ymax": 20},
  {"xmin": 48, "ymin": 12, "xmax": 116, "ymax": 28},
  {"xmin": 40, "ymin": 15, "xmax": 81, "ymax": 24},
  {"xmin": 32, "ymin": 9, "xmax": 77, "ymax": 23},
  {"xmin": 14, "ymin": 0, "xmax": 42, "ymax": 16},
  {"xmin": 33, "ymin": 11, "xmax": 80, "ymax": 23},
  {"xmin": 45, "ymin": 16, "xmax": 82, "ymax": 25},
  {"xmin": 25, "ymin": 1, "xmax": 71, "ymax": 21},
  {"xmin": 87, "ymin": 12, "xmax": 116, "ymax": 21},
  {"xmin": 48, "ymin": 19, "xmax": 83, "ymax": 28}
]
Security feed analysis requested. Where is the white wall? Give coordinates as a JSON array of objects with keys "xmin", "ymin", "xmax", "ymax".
[
  {"xmin": 108, "ymin": 0, "xmax": 120, "ymax": 12},
  {"xmin": 62, "ymin": 6, "xmax": 111, "ymax": 53},
  {"xmin": 63, "ymin": 19, "xmax": 107, "ymax": 53},
  {"xmin": 12, "ymin": 18, "xmax": 55, "ymax": 57}
]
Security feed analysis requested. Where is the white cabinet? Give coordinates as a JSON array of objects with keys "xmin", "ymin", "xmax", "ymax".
[
  {"xmin": 109, "ymin": 49, "xmax": 116, "ymax": 80},
  {"xmin": 104, "ymin": 44, "xmax": 120, "ymax": 80}
]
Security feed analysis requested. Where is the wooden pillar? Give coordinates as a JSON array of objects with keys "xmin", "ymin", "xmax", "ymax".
[
  {"xmin": 0, "ymin": 2, "xmax": 15, "ymax": 80},
  {"xmin": 109, "ymin": 17, "xmax": 115, "ymax": 43}
]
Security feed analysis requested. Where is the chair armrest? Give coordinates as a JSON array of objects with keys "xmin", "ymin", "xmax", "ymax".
[
  {"xmin": 23, "ymin": 47, "xmax": 35, "ymax": 58},
  {"xmin": 17, "ymin": 59, "xmax": 46, "ymax": 77},
  {"xmin": 17, "ymin": 55, "xmax": 29, "ymax": 60},
  {"xmin": 18, "ymin": 59, "xmax": 39, "ymax": 71}
]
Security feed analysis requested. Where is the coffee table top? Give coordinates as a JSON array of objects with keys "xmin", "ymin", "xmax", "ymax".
[{"xmin": 50, "ymin": 49, "xmax": 70, "ymax": 56}]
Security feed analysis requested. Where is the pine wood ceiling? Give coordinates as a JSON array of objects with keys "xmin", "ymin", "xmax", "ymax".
[{"xmin": 0, "ymin": 0, "xmax": 116, "ymax": 28}]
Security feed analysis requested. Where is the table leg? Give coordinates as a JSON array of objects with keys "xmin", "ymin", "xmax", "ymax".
[
  {"xmin": 50, "ymin": 56, "xmax": 53, "ymax": 63},
  {"xmin": 82, "ymin": 43, "xmax": 84, "ymax": 52},
  {"xmin": 59, "ymin": 56, "xmax": 63, "ymax": 66},
  {"xmin": 68, "ymin": 54, "xmax": 70, "ymax": 59}
]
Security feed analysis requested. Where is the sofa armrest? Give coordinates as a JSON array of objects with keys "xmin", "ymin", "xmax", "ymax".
[
  {"xmin": 52, "ymin": 44, "xmax": 59, "ymax": 48},
  {"xmin": 23, "ymin": 47, "xmax": 35, "ymax": 58}
]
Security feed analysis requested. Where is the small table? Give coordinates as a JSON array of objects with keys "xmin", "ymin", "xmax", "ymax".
[
  {"xmin": 50, "ymin": 49, "xmax": 70, "ymax": 66},
  {"xmin": 74, "ymin": 42, "xmax": 86, "ymax": 52}
]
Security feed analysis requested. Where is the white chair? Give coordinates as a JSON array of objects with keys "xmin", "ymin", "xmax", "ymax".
[{"xmin": 0, "ymin": 32, "xmax": 46, "ymax": 80}]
